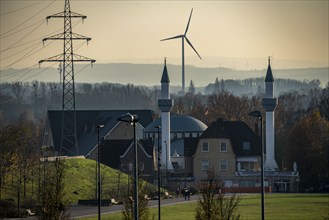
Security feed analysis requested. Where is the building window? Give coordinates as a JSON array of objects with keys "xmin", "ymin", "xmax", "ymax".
[
  {"xmin": 220, "ymin": 160, "xmax": 228, "ymax": 170},
  {"xmin": 202, "ymin": 142, "xmax": 209, "ymax": 152},
  {"xmin": 243, "ymin": 142, "xmax": 251, "ymax": 151},
  {"xmin": 220, "ymin": 142, "xmax": 227, "ymax": 152},
  {"xmin": 201, "ymin": 160, "xmax": 209, "ymax": 171},
  {"xmin": 224, "ymin": 180, "xmax": 233, "ymax": 187},
  {"xmin": 239, "ymin": 162, "xmax": 255, "ymax": 171},
  {"xmin": 128, "ymin": 162, "xmax": 133, "ymax": 172},
  {"xmin": 239, "ymin": 180, "xmax": 255, "ymax": 187}
]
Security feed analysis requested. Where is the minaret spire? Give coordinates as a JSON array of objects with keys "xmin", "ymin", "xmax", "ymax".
[
  {"xmin": 158, "ymin": 59, "xmax": 174, "ymax": 171},
  {"xmin": 262, "ymin": 57, "xmax": 278, "ymax": 171}
]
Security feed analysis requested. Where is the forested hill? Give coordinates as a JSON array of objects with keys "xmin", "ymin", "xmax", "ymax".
[{"xmin": 2, "ymin": 63, "xmax": 328, "ymax": 88}]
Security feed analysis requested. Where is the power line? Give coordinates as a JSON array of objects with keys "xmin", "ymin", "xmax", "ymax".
[
  {"xmin": 1, "ymin": 64, "xmax": 39, "ymax": 81},
  {"xmin": 0, "ymin": 19, "xmax": 44, "ymax": 39},
  {"xmin": 1, "ymin": 20, "xmax": 45, "ymax": 53},
  {"xmin": 0, "ymin": 0, "xmax": 56, "ymax": 38},
  {"xmin": 1, "ymin": 38, "xmax": 87, "ymax": 82},
  {"xmin": 0, "ymin": 0, "xmax": 48, "ymax": 16},
  {"xmin": 0, "ymin": 41, "xmax": 42, "ymax": 62}
]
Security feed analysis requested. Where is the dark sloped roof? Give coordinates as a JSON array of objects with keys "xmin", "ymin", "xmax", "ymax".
[
  {"xmin": 47, "ymin": 109, "xmax": 153, "ymax": 156},
  {"xmin": 144, "ymin": 115, "xmax": 207, "ymax": 133},
  {"xmin": 161, "ymin": 63, "xmax": 170, "ymax": 83},
  {"xmin": 184, "ymin": 137, "xmax": 200, "ymax": 157},
  {"xmin": 100, "ymin": 138, "xmax": 154, "ymax": 169},
  {"xmin": 100, "ymin": 139, "xmax": 132, "ymax": 169},
  {"xmin": 200, "ymin": 118, "xmax": 260, "ymax": 156},
  {"xmin": 265, "ymin": 63, "xmax": 274, "ymax": 82}
]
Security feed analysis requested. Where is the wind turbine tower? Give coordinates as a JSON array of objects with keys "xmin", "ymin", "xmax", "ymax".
[
  {"xmin": 161, "ymin": 8, "xmax": 202, "ymax": 94},
  {"xmin": 39, "ymin": 0, "xmax": 95, "ymax": 155}
]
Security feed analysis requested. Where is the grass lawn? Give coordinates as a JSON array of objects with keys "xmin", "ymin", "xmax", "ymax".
[{"xmin": 80, "ymin": 193, "xmax": 329, "ymax": 220}]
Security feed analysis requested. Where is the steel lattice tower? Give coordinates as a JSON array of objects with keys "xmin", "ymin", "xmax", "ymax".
[{"xmin": 39, "ymin": 0, "xmax": 95, "ymax": 155}]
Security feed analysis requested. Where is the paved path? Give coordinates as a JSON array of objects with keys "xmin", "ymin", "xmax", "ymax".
[{"xmin": 70, "ymin": 195, "xmax": 198, "ymax": 219}]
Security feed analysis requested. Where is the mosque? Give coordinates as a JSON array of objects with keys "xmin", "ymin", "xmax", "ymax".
[{"xmin": 42, "ymin": 58, "xmax": 299, "ymax": 192}]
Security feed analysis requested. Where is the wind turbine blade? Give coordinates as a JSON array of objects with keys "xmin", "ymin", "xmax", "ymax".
[
  {"xmin": 161, "ymin": 35, "xmax": 183, "ymax": 41},
  {"xmin": 185, "ymin": 37, "xmax": 202, "ymax": 60},
  {"xmin": 184, "ymin": 8, "xmax": 193, "ymax": 35}
]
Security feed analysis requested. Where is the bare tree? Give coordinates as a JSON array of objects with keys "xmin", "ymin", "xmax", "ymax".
[
  {"xmin": 122, "ymin": 176, "xmax": 150, "ymax": 220},
  {"xmin": 11, "ymin": 82, "xmax": 27, "ymax": 104},
  {"xmin": 39, "ymin": 158, "xmax": 70, "ymax": 220},
  {"xmin": 195, "ymin": 169, "xmax": 241, "ymax": 220}
]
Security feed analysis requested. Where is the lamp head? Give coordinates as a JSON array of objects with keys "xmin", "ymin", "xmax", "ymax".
[
  {"xmin": 117, "ymin": 113, "xmax": 139, "ymax": 123},
  {"xmin": 248, "ymin": 110, "xmax": 262, "ymax": 119}
]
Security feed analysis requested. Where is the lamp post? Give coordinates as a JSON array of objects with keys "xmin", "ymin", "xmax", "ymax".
[
  {"xmin": 155, "ymin": 125, "xmax": 161, "ymax": 220},
  {"xmin": 248, "ymin": 110, "xmax": 265, "ymax": 220},
  {"xmin": 97, "ymin": 124, "xmax": 104, "ymax": 220},
  {"xmin": 118, "ymin": 113, "xmax": 139, "ymax": 220}
]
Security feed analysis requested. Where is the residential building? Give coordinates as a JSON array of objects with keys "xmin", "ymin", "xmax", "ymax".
[{"xmin": 193, "ymin": 118, "xmax": 261, "ymax": 188}]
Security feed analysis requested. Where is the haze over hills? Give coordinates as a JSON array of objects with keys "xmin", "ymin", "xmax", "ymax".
[{"xmin": 1, "ymin": 63, "xmax": 328, "ymax": 88}]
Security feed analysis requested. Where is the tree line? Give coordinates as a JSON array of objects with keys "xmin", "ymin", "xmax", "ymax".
[{"xmin": 0, "ymin": 79, "xmax": 328, "ymax": 196}]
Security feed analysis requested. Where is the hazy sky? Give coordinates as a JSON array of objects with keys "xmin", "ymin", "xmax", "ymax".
[{"xmin": 1, "ymin": 0, "xmax": 328, "ymax": 71}]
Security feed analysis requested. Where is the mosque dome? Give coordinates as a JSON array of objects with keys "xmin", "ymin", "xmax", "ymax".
[{"xmin": 144, "ymin": 115, "xmax": 207, "ymax": 134}]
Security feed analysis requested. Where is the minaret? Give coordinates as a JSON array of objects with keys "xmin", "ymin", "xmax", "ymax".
[
  {"xmin": 158, "ymin": 59, "xmax": 174, "ymax": 170},
  {"xmin": 262, "ymin": 57, "xmax": 278, "ymax": 170}
]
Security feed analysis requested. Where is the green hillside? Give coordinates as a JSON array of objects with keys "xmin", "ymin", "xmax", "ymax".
[
  {"xmin": 63, "ymin": 158, "xmax": 130, "ymax": 204},
  {"xmin": 1, "ymin": 158, "xmax": 136, "ymax": 205}
]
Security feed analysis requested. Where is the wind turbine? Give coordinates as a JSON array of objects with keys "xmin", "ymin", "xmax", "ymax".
[{"xmin": 161, "ymin": 8, "xmax": 202, "ymax": 94}]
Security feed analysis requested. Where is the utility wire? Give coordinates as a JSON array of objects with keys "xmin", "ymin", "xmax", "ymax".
[
  {"xmin": 0, "ymin": 0, "xmax": 56, "ymax": 38},
  {"xmin": 1, "ymin": 37, "xmax": 51, "ymax": 70},
  {"xmin": 1, "ymin": 20, "xmax": 44, "ymax": 53},
  {"xmin": 1, "ymin": 39, "xmax": 89, "ymax": 82},
  {"xmin": 75, "ymin": 62, "xmax": 92, "ymax": 76},
  {"xmin": 1, "ymin": 64, "xmax": 39, "ymax": 81},
  {"xmin": 0, "ymin": 41, "xmax": 42, "ymax": 62},
  {"xmin": 2, "ymin": 19, "xmax": 82, "ymax": 52},
  {"xmin": 1, "ymin": 20, "xmax": 82, "ymax": 71},
  {"xmin": 0, "ymin": 0, "xmax": 48, "ymax": 16},
  {"xmin": 0, "ymin": 19, "xmax": 45, "ymax": 39}
]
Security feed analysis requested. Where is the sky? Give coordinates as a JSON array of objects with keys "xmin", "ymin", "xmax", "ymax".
[{"xmin": 0, "ymin": 0, "xmax": 328, "ymax": 72}]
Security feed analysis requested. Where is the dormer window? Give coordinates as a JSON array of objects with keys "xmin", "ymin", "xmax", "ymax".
[
  {"xmin": 243, "ymin": 142, "xmax": 251, "ymax": 151},
  {"xmin": 220, "ymin": 142, "xmax": 227, "ymax": 152},
  {"xmin": 202, "ymin": 141, "xmax": 209, "ymax": 152}
]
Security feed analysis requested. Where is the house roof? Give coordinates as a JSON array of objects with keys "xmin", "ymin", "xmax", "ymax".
[
  {"xmin": 46, "ymin": 109, "xmax": 153, "ymax": 156},
  {"xmin": 144, "ymin": 114, "xmax": 207, "ymax": 133},
  {"xmin": 100, "ymin": 138, "xmax": 154, "ymax": 169},
  {"xmin": 184, "ymin": 137, "xmax": 200, "ymax": 157},
  {"xmin": 199, "ymin": 118, "xmax": 261, "ymax": 156},
  {"xmin": 100, "ymin": 139, "xmax": 132, "ymax": 169}
]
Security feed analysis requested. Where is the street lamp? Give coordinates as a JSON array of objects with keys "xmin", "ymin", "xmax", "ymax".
[
  {"xmin": 155, "ymin": 125, "xmax": 161, "ymax": 220},
  {"xmin": 248, "ymin": 110, "xmax": 265, "ymax": 220},
  {"xmin": 97, "ymin": 124, "xmax": 104, "ymax": 220},
  {"xmin": 117, "ymin": 113, "xmax": 139, "ymax": 220}
]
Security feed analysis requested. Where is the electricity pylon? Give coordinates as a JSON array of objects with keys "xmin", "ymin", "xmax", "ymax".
[{"xmin": 39, "ymin": 0, "xmax": 95, "ymax": 155}]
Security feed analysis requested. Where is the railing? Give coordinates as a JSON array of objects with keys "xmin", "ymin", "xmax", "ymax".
[{"xmin": 236, "ymin": 171, "xmax": 299, "ymax": 177}]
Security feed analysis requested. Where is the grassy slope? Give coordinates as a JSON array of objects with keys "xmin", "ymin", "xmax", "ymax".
[
  {"xmin": 64, "ymin": 158, "xmax": 129, "ymax": 204},
  {"xmin": 81, "ymin": 194, "xmax": 329, "ymax": 220}
]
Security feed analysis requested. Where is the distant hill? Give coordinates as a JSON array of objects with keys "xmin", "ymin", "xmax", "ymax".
[{"xmin": 1, "ymin": 63, "xmax": 328, "ymax": 88}]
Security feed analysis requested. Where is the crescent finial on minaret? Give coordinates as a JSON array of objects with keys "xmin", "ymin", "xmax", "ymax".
[
  {"xmin": 164, "ymin": 57, "xmax": 167, "ymax": 65},
  {"xmin": 268, "ymin": 56, "xmax": 271, "ymax": 65}
]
